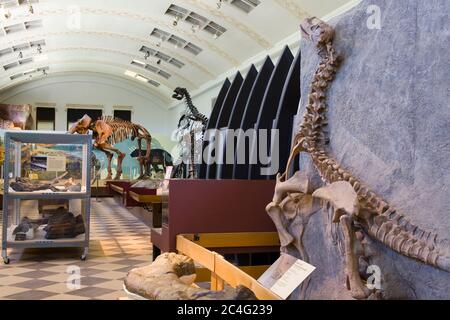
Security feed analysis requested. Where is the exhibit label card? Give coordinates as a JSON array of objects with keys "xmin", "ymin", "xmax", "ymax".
[
  {"xmin": 258, "ymin": 253, "xmax": 316, "ymax": 299},
  {"xmin": 46, "ymin": 156, "xmax": 66, "ymax": 172}
]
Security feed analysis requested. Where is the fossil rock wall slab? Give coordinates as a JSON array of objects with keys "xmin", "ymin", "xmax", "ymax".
[{"xmin": 289, "ymin": 0, "xmax": 450, "ymax": 299}]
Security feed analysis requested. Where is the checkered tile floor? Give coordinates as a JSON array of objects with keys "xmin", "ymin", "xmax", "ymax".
[{"xmin": 0, "ymin": 198, "xmax": 152, "ymax": 300}]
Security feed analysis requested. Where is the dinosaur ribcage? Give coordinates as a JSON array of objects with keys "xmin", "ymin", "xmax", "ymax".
[{"xmin": 100, "ymin": 116, "xmax": 150, "ymax": 146}]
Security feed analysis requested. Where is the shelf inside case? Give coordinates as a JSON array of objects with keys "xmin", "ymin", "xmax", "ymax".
[
  {"xmin": 7, "ymin": 186, "xmax": 88, "ymax": 197},
  {"xmin": 6, "ymin": 225, "xmax": 86, "ymax": 246}
]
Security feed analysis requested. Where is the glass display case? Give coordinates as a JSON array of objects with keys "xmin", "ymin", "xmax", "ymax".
[{"xmin": 1, "ymin": 131, "xmax": 92, "ymax": 264}]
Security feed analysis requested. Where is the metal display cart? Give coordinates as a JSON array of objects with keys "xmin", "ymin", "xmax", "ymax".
[{"xmin": 1, "ymin": 131, "xmax": 92, "ymax": 264}]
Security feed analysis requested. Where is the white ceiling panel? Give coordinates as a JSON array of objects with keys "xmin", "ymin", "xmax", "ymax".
[{"xmin": 0, "ymin": 0, "xmax": 353, "ymax": 104}]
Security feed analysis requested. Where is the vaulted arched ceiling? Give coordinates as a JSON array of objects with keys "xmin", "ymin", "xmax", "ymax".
[{"xmin": 0, "ymin": 0, "xmax": 351, "ymax": 104}]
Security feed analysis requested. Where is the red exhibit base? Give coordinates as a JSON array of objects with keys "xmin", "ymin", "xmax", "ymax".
[
  {"xmin": 151, "ymin": 179, "xmax": 277, "ymax": 257},
  {"xmin": 106, "ymin": 180, "xmax": 156, "ymax": 207}
]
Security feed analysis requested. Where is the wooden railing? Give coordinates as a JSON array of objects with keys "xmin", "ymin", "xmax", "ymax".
[{"xmin": 176, "ymin": 232, "xmax": 281, "ymax": 300}]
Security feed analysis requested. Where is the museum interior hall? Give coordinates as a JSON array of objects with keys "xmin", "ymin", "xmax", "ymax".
[{"xmin": 0, "ymin": 0, "xmax": 448, "ymax": 302}]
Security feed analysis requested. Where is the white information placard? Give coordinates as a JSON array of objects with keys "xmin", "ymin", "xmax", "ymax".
[
  {"xmin": 258, "ymin": 253, "xmax": 316, "ymax": 299},
  {"xmin": 46, "ymin": 156, "xmax": 67, "ymax": 172},
  {"xmin": 164, "ymin": 166, "xmax": 173, "ymax": 180}
]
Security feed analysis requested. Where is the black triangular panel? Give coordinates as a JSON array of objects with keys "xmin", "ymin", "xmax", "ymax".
[
  {"xmin": 218, "ymin": 65, "xmax": 259, "ymax": 179},
  {"xmin": 232, "ymin": 57, "xmax": 275, "ymax": 179},
  {"xmin": 205, "ymin": 72, "xmax": 243, "ymax": 179},
  {"xmin": 248, "ymin": 46, "xmax": 294, "ymax": 180},
  {"xmin": 268, "ymin": 48, "xmax": 301, "ymax": 179},
  {"xmin": 199, "ymin": 78, "xmax": 231, "ymax": 179}
]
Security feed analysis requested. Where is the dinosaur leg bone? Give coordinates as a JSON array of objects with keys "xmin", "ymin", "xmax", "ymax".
[
  {"xmin": 100, "ymin": 143, "xmax": 125, "ymax": 180},
  {"xmin": 142, "ymin": 134, "xmax": 152, "ymax": 178},
  {"xmin": 101, "ymin": 149, "xmax": 114, "ymax": 180},
  {"xmin": 313, "ymin": 181, "xmax": 370, "ymax": 299},
  {"xmin": 137, "ymin": 138, "xmax": 145, "ymax": 179},
  {"xmin": 266, "ymin": 203, "xmax": 294, "ymax": 249},
  {"xmin": 340, "ymin": 215, "xmax": 371, "ymax": 299}
]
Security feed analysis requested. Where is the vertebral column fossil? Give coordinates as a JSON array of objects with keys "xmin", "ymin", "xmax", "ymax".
[{"xmin": 268, "ymin": 17, "xmax": 450, "ymax": 300}]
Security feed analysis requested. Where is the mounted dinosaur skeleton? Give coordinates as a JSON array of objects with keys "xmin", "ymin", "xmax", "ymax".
[
  {"xmin": 266, "ymin": 17, "xmax": 450, "ymax": 300},
  {"xmin": 69, "ymin": 115, "xmax": 152, "ymax": 180},
  {"xmin": 171, "ymin": 87, "xmax": 208, "ymax": 179}
]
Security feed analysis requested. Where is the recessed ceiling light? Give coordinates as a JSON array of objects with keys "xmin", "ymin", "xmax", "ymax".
[
  {"xmin": 131, "ymin": 59, "xmax": 146, "ymax": 67},
  {"xmin": 135, "ymin": 75, "xmax": 149, "ymax": 82},
  {"xmin": 23, "ymin": 68, "xmax": 36, "ymax": 74},
  {"xmin": 124, "ymin": 70, "xmax": 137, "ymax": 77}
]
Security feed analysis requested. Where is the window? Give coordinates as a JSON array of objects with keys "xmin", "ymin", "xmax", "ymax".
[
  {"xmin": 114, "ymin": 110, "xmax": 132, "ymax": 122},
  {"xmin": 36, "ymin": 107, "xmax": 55, "ymax": 131},
  {"xmin": 67, "ymin": 108, "xmax": 103, "ymax": 130}
]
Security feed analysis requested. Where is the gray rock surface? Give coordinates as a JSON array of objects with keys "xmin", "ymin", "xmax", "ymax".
[{"xmin": 289, "ymin": 0, "xmax": 450, "ymax": 299}]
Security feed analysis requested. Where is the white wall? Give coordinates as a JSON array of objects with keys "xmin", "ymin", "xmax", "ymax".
[{"xmin": 0, "ymin": 72, "xmax": 176, "ymax": 151}]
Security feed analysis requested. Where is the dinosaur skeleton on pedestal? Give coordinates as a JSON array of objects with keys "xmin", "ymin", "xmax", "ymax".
[
  {"xmin": 69, "ymin": 115, "xmax": 152, "ymax": 180},
  {"xmin": 172, "ymin": 87, "xmax": 208, "ymax": 179},
  {"xmin": 266, "ymin": 17, "xmax": 450, "ymax": 300}
]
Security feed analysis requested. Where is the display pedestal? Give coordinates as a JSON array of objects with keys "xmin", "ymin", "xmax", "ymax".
[
  {"xmin": 128, "ymin": 191, "xmax": 162, "ymax": 228},
  {"xmin": 151, "ymin": 179, "xmax": 277, "ymax": 260},
  {"xmin": 106, "ymin": 180, "xmax": 156, "ymax": 207}
]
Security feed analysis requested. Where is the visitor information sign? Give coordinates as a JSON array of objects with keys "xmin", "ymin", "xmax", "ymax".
[{"xmin": 258, "ymin": 253, "xmax": 316, "ymax": 299}]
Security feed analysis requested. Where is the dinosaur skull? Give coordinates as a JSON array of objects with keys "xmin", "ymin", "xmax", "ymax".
[
  {"xmin": 300, "ymin": 17, "xmax": 335, "ymax": 47},
  {"xmin": 69, "ymin": 114, "xmax": 92, "ymax": 134},
  {"xmin": 172, "ymin": 87, "xmax": 186, "ymax": 100}
]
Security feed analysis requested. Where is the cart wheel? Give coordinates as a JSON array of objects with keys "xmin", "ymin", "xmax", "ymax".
[{"xmin": 3, "ymin": 258, "xmax": 10, "ymax": 265}]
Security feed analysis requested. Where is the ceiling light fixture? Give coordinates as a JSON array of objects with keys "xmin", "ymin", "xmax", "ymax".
[
  {"xmin": 18, "ymin": 51, "xmax": 23, "ymax": 59},
  {"xmin": 23, "ymin": 68, "xmax": 36, "ymax": 74},
  {"xmin": 124, "ymin": 70, "xmax": 137, "ymax": 78},
  {"xmin": 156, "ymin": 59, "xmax": 161, "ymax": 65},
  {"xmin": 37, "ymin": 44, "xmax": 42, "ymax": 54},
  {"xmin": 191, "ymin": 24, "xmax": 200, "ymax": 33},
  {"xmin": 144, "ymin": 51, "xmax": 150, "ymax": 60},
  {"xmin": 216, "ymin": 0, "xmax": 229, "ymax": 10},
  {"xmin": 173, "ymin": 15, "xmax": 180, "ymax": 27},
  {"xmin": 42, "ymin": 69, "xmax": 47, "ymax": 76},
  {"xmin": 124, "ymin": 70, "xmax": 150, "ymax": 83},
  {"xmin": 135, "ymin": 75, "xmax": 148, "ymax": 83},
  {"xmin": 0, "ymin": 5, "xmax": 12, "ymax": 19}
]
